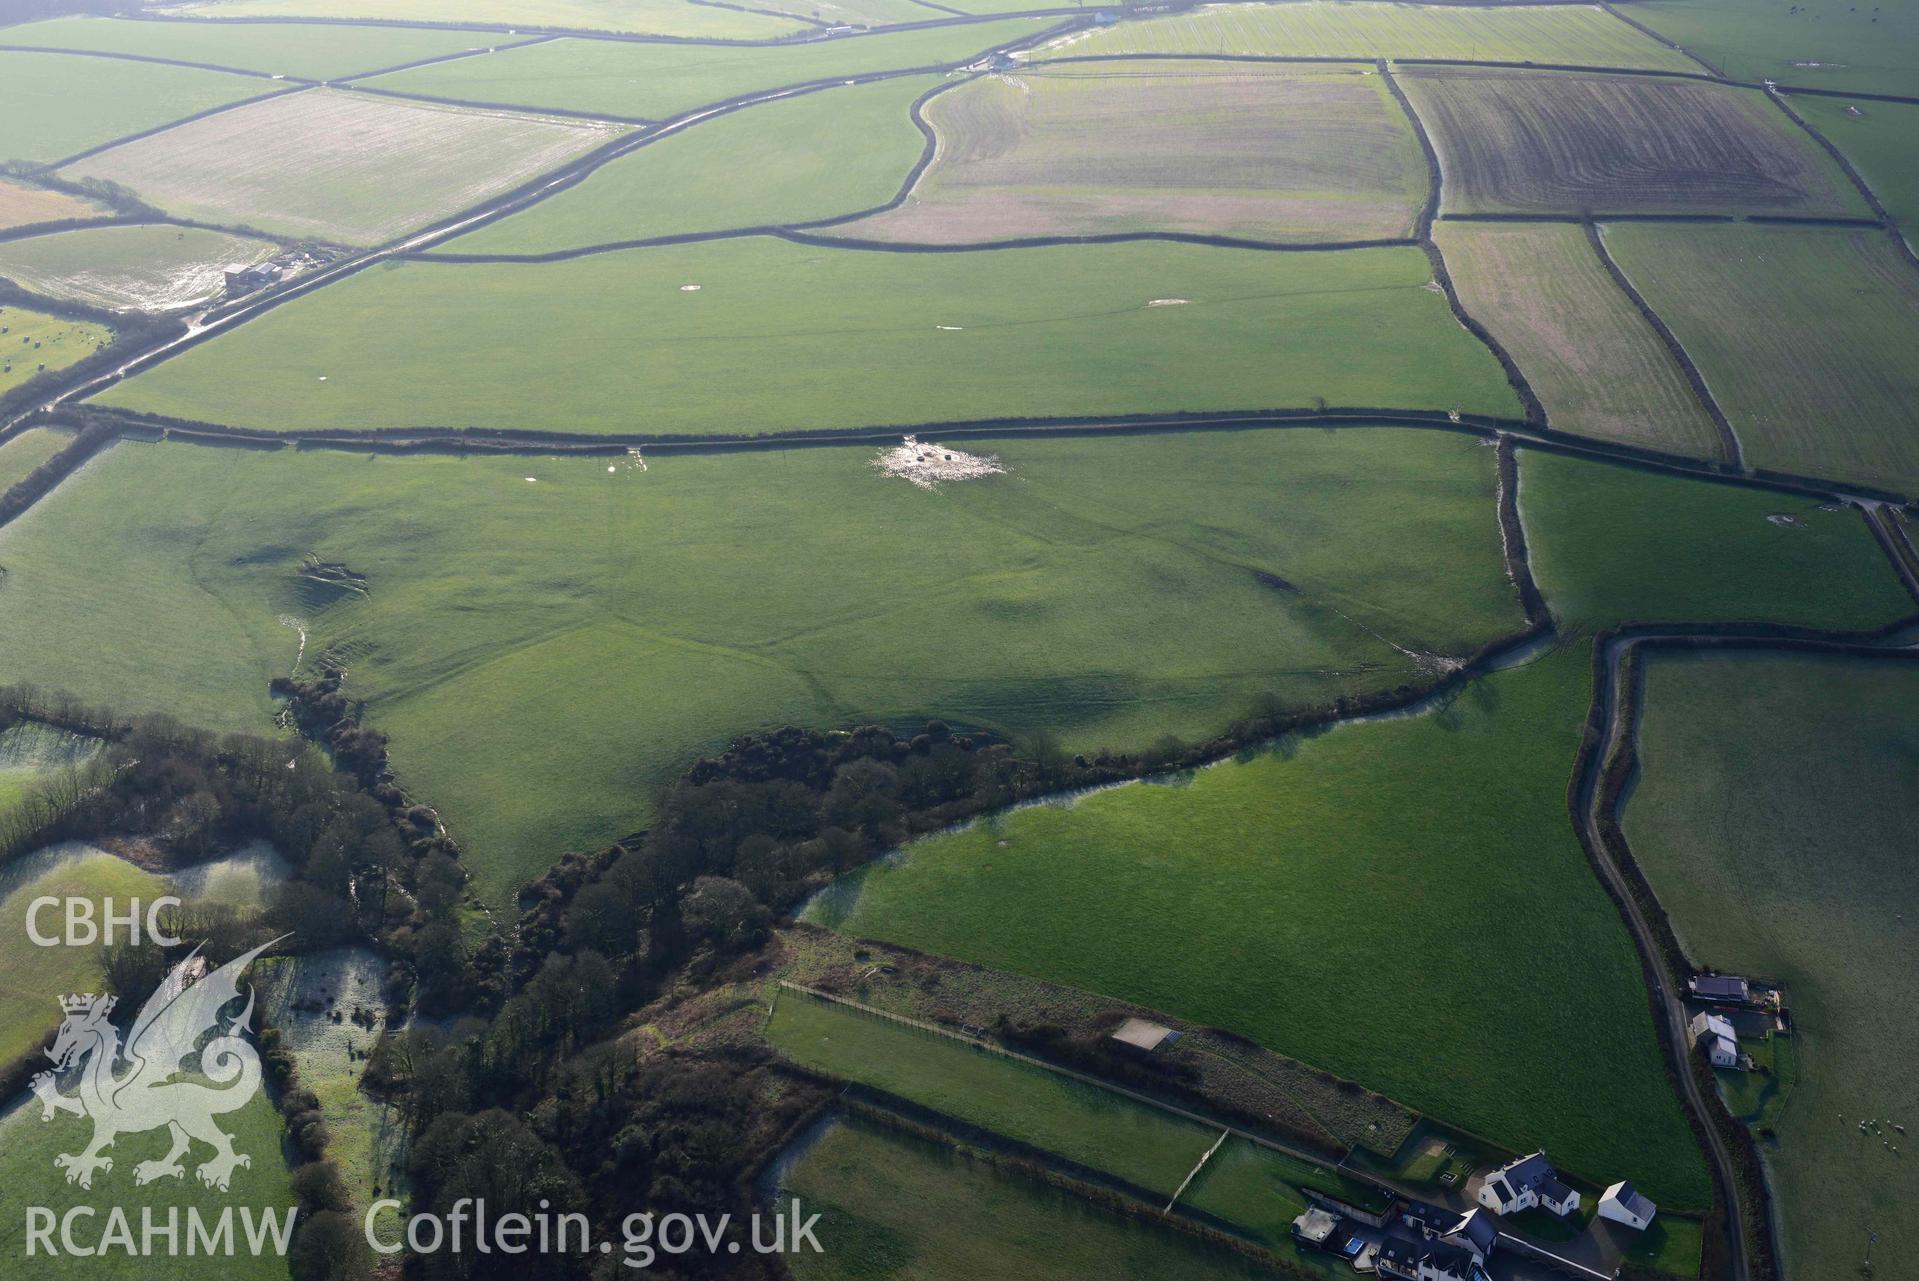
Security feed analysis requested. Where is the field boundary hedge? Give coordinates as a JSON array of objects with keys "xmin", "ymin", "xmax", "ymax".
[
  {"xmin": 72, "ymin": 397, "xmax": 1919, "ymax": 505},
  {"xmin": 1034, "ymin": 49, "xmax": 1740, "ymax": 86},
  {"xmin": 1377, "ymin": 59, "xmax": 1548, "ymax": 426},
  {"xmin": 327, "ymin": 32, "xmax": 559, "ymax": 85},
  {"xmin": 0, "ymin": 39, "xmax": 307, "ymax": 82},
  {"xmin": 1767, "ymin": 88, "xmax": 1919, "ymax": 274},
  {"xmin": 114, "ymin": 6, "xmax": 1083, "ymax": 47},
  {"xmin": 1579, "ymin": 219, "xmax": 1742, "ymax": 467},
  {"xmin": 38, "ymin": 82, "xmax": 316, "ymax": 174},
  {"xmin": 820, "ymin": 1096, "xmax": 1314, "ymax": 1274}
]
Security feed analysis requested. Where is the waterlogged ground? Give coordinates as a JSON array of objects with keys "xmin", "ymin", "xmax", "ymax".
[{"xmin": 257, "ymin": 946, "xmax": 406, "ymax": 1226}]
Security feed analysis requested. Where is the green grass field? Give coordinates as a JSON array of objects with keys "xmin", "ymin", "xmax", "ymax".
[
  {"xmin": 0, "ymin": 430, "xmax": 1520, "ymax": 907},
  {"xmin": 0, "ymin": 844, "xmax": 154, "ymax": 1065},
  {"xmin": 811, "ymin": 643, "xmax": 1712, "ymax": 1209},
  {"xmin": 0, "ymin": 427, "xmax": 73, "ymax": 494},
  {"xmin": 768, "ymin": 992, "xmax": 1217, "ymax": 1196},
  {"xmin": 1047, "ymin": 1, "xmax": 1700, "ymax": 71},
  {"xmin": 0, "ymin": 225, "xmax": 279, "ymax": 312},
  {"xmin": 1434, "ymin": 222, "xmax": 1721, "ymax": 457},
  {"xmin": 440, "ymin": 74, "xmax": 939, "ymax": 254},
  {"xmin": 100, "ymin": 237, "xmax": 1520, "ymax": 435},
  {"xmin": 1516, "ymin": 448, "xmax": 1913, "ymax": 628},
  {"xmin": 782, "ymin": 1117, "xmax": 1279, "ymax": 1281},
  {"xmin": 1404, "ymin": 67, "xmax": 1867, "ymax": 218},
  {"xmin": 356, "ymin": 19, "xmax": 1053, "ymax": 120},
  {"xmin": 0, "ymin": 50, "xmax": 270, "ymax": 166},
  {"xmin": 1630, "ymin": 0, "xmax": 1919, "ymax": 97},
  {"xmin": 1791, "ymin": 94, "xmax": 1919, "ymax": 231},
  {"xmin": 1602, "ymin": 223, "xmax": 1919, "ymax": 495},
  {"xmin": 0, "ymin": 1082, "xmax": 295, "ymax": 1280},
  {"xmin": 0, "ymin": 16, "xmax": 495, "ymax": 81},
  {"xmin": 64, "ymin": 88, "xmax": 619, "ymax": 247},
  {"xmin": 1624, "ymin": 650, "xmax": 1919, "ymax": 1281},
  {"xmin": 164, "ymin": 0, "xmax": 808, "ymax": 39},
  {"xmin": 841, "ymin": 62, "xmax": 1425, "ymax": 245},
  {"xmin": 0, "ymin": 304, "xmax": 113, "ymax": 399},
  {"xmin": 1179, "ymin": 1137, "xmax": 1381, "ymax": 1252}
]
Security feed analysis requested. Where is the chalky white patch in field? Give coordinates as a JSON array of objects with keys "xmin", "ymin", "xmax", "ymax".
[{"xmin": 871, "ymin": 435, "xmax": 1005, "ymax": 489}]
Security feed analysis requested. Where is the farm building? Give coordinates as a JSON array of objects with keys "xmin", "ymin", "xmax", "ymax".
[
  {"xmin": 223, "ymin": 261, "xmax": 282, "ymax": 293},
  {"xmin": 1689, "ymin": 974, "xmax": 1752, "ymax": 1004},
  {"xmin": 1598, "ymin": 1181, "xmax": 1658, "ymax": 1231},
  {"xmin": 1108, "ymin": 1017, "xmax": 1180, "ymax": 1053},
  {"xmin": 1476, "ymin": 1151, "xmax": 1579, "ymax": 1217},
  {"xmin": 1689, "ymin": 1011, "xmax": 1742, "ymax": 1068}
]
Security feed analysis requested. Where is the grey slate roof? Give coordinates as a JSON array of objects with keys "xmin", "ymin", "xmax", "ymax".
[
  {"xmin": 1449, "ymin": 1209, "xmax": 1499, "ymax": 1255},
  {"xmin": 1501, "ymin": 1151, "xmax": 1554, "ymax": 1192}
]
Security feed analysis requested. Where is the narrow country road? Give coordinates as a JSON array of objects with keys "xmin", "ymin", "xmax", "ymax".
[{"xmin": 1574, "ymin": 628, "xmax": 1751, "ymax": 1281}]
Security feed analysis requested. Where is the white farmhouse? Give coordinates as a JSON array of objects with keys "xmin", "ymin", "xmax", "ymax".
[
  {"xmin": 1598, "ymin": 1181, "xmax": 1658, "ymax": 1231},
  {"xmin": 1689, "ymin": 1011, "xmax": 1740, "ymax": 1068},
  {"xmin": 1477, "ymin": 1152, "xmax": 1579, "ymax": 1218}
]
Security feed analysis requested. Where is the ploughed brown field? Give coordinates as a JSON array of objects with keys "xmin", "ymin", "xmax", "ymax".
[
  {"xmin": 1403, "ymin": 66, "xmax": 1869, "ymax": 217},
  {"xmin": 839, "ymin": 61, "xmax": 1427, "ymax": 244}
]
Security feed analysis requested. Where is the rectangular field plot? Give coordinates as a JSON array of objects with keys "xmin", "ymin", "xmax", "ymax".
[
  {"xmin": 1404, "ymin": 67, "xmax": 1867, "ymax": 217},
  {"xmin": 1624, "ymin": 651, "xmax": 1919, "ymax": 1281},
  {"xmin": 1631, "ymin": 0, "xmax": 1919, "ymax": 99},
  {"xmin": 62, "ymin": 88, "xmax": 620, "ymax": 246},
  {"xmin": 0, "ymin": 225, "xmax": 279, "ymax": 312},
  {"xmin": 768, "ymin": 992, "xmax": 1216, "ymax": 1196},
  {"xmin": 1038, "ymin": 1, "xmax": 1700, "ymax": 71},
  {"xmin": 1433, "ymin": 222, "xmax": 1721, "ymax": 455},
  {"xmin": 158, "ymin": 0, "xmax": 809, "ymax": 39},
  {"xmin": 837, "ymin": 62, "xmax": 1426, "ymax": 245},
  {"xmin": 781, "ymin": 1118, "xmax": 1280, "ymax": 1281},
  {"xmin": 0, "ymin": 15, "xmax": 494, "ymax": 81},
  {"xmin": 1602, "ymin": 223, "xmax": 1919, "ymax": 495},
  {"xmin": 0, "ymin": 430, "xmax": 1521, "ymax": 908},
  {"xmin": 1516, "ymin": 448, "xmax": 1913, "ymax": 629},
  {"xmin": 0, "ymin": 303, "xmax": 112, "ymax": 399},
  {"xmin": 811, "ymin": 644, "xmax": 1713, "ymax": 1209},
  {"xmin": 354, "ymin": 19, "xmax": 1054, "ymax": 121},
  {"xmin": 440, "ymin": 74, "xmax": 940, "ymax": 255},
  {"xmin": 0, "ymin": 49, "xmax": 270, "ymax": 166},
  {"xmin": 0, "ymin": 179, "xmax": 106, "ymax": 235},
  {"xmin": 101, "ymin": 238, "xmax": 1521, "ymax": 434},
  {"xmin": 1792, "ymin": 94, "xmax": 1919, "ymax": 232}
]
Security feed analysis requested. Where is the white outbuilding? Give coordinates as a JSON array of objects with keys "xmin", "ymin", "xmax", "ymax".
[{"xmin": 1598, "ymin": 1181, "xmax": 1658, "ymax": 1231}]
